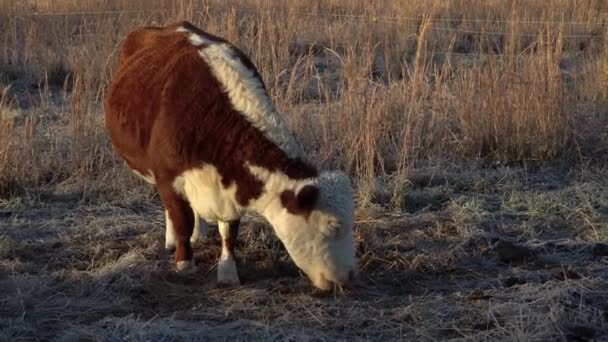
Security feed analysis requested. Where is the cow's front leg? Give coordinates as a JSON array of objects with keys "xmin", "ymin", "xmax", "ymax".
[
  {"xmin": 217, "ymin": 219, "xmax": 240, "ymax": 285},
  {"xmin": 158, "ymin": 184, "xmax": 197, "ymax": 274}
]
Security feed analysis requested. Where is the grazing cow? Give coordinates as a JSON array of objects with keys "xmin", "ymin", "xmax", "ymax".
[{"xmin": 105, "ymin": 21, "xmax": 356, "ymax": 290}]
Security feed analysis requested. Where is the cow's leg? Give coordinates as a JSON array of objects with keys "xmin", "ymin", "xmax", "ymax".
[
  {"xmin": 158, "ymin": 184, "xmax": 197, "ymax": 274},
  {"xmin": 190, "ymin": 214, "xmax": 209, "ymax": 244},
  {"xmin": 129, "ymin": 167, "xmax": 183, "ymax": 253},
  {"xmin": 165, "ymin": 209, "xmax": 176, "ymax": 251},
  {"xmin": 166, "ymin": 210, "xmax": 206, "ymax": 251},
  {"xmin": 217, "ymin": 219, "xmax": 240, "ymax": 285}
]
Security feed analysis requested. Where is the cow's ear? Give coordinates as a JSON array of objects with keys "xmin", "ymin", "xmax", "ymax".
[
  {"xmin": 280, "ymin": 185, "xmax": 319, "ymax": 216},
  {"xmin": 296, "ymin": 185, "xmax": 319, "ymax": 212}
]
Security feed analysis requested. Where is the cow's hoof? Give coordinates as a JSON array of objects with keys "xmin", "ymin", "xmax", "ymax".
[
  {"xmin": 190, "ymin": 234, "xmax": 206, "ymax": 245},
  {"xmin": 176, "ymin": 260, "xmax": 198, "ymax": 275},
  {"xmin": 190, "ymin": 227, "xmax": 208, "ymax": 245},
  {"xmin": 217, "ymin": 258, "xmax": 240, "ymax": 286}
]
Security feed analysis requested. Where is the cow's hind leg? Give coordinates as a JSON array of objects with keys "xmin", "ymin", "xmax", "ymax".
[
  {"xmin": 189, "ymin": 214, "xmax": 209, "ymax": 244},
  {"xmin": 165, "ymin": 209, "xmax": 176, "ymax": 251},
  {"xmin": 158, "ymin": 184, "xmax": 197, "ymax": 274},
  {"xmin": 166, "ymin": 210, "xmax": 207, "ymax": 252},
  {"xmin": 127, "ymin": 167, "xmax": 189, "ymax": 254},
  {"xmin": 217, "ymin": 219, "xmax": 240, "ymax": 285}
]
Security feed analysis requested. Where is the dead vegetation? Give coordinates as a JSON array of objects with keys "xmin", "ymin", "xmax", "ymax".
[
  {"xmin": 1, "ymin": 0, "xmax": 608, "ymax": 198},
  {"xmin": 1, "ymin": 0, "xmax": 608, "ymax": 340},
  {"xmin": 1, "ymin": 165, "xmax": 608, "ymax": 340}
]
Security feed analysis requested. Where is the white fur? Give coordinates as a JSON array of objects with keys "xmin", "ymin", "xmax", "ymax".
[
  {"xmin": 197, "ymin": 43, "xmax": 305, "ymax": 160},
  {"xmin": 189, "ymin": 33, "xmax": 213, "ymax": 47},
  {"xmin": 172, "ymin": 164, "xmax": 244, "ymax": 224},
  {"xmin": 165, "ymin": 210, "xmax": 176, "ymax": 250},
  {"xmin": 177, "ymin": 26, "xmax": 215, "ymax": 47},
  {"xmin": 217, "ymin": 221, "xmax": 240, "ymax": 285}
]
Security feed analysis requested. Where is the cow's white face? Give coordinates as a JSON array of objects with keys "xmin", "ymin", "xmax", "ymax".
[{"xmin": 264, "ymin": 171, "xmax": 357, "ymax": 290}]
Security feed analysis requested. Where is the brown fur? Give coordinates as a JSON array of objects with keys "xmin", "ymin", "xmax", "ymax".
[
  {"xmin": 280, "ymin": 185, "xmax": 319, "ymax": 217},
  {"xmin": 105, "ymin": 21, "xmax": 317, "ymax": 265}
]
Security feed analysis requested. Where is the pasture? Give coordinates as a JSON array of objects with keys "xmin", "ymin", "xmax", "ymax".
[{"xmin": 1, "ymin": 0, "xmax": 608, "ymax": 340}]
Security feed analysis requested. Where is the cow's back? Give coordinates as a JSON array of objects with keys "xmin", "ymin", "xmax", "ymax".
[
  {"xmin": 105, "ymin": 25, "xmax": 229, "ymax": 180},
  {"xmin": 106, "ymin": 22, "xmax": 316, "ymax": 208}
]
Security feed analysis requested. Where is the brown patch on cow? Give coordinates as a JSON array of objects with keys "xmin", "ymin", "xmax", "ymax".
[
  {"xmin": 280, "ymin": 185, "xmax": 319, "ymax": 216},
  {"xmin": 106, "ymin": 20, "xmax": 316, "ymax": 206}
]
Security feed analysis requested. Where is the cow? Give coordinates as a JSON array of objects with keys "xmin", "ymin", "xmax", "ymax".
[{"xmin": 105, "ymin": 21, "xmax": 356, "ymax": 290}]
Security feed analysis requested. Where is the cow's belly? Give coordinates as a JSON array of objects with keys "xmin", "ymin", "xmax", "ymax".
[{"xmin": 172, "ymin": 165, "xmax": 243, "ymax": 223}]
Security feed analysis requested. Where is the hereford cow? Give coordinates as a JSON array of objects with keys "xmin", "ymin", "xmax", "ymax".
[{"xmin": 105, "ymin": 21, "xmax": 356, "ymax": 290}]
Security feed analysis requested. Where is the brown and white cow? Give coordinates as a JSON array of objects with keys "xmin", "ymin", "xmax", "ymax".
[{"xmin": 105, "ymin": 21, "xmax": 356, "ymax": 290}]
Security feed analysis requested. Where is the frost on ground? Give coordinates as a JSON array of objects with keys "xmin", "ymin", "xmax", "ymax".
[{"xmin": 1, "ymin": 164, "xmax": 607, "ymax": 341}]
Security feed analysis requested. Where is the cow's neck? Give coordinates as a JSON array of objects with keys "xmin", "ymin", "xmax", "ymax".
[{"xmin": 245, "ymin": 154, "xmax": 318, "ymax": 216}]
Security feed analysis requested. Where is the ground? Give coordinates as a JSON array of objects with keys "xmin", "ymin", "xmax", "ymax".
[{"xmin": 2, "ymin": 163, "xmax": 607, "ymax": 341}]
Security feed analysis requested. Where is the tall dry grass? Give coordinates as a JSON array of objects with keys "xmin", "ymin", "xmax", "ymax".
[{"xmin": 0, "ymin": 0, "xmax": 607, "ymax": 206}]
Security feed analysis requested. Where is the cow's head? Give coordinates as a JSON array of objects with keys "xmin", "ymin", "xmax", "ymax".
[{"xmin": 264, "ymin": 171, "xmax": 357, "ymax": 290}]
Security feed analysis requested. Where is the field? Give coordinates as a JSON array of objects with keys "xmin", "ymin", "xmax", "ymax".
[{"xmin": 1, "ymin": 0, "xmax": 608, "ymax": 340}]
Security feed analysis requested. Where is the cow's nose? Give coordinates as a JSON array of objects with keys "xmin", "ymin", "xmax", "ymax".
[
  {"xmin": 316, "ymin": 269, "xmax": 357, "ymax": 291},
  {"xmin": 336, "ymin": 269, "xmax": 356, "ymax": 289}
]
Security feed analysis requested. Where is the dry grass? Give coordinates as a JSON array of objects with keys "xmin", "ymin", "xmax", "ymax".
[
  {"xmin": 0, "ymin": 0, "xmax": 607, "ymax": 197},
  {"xmin": 1, "ymin": 0, "xmax": 608, "ymax": 340},
  {"xmin": 1, "ymin": 165, "xmax": 608, "ymax": 340}
]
